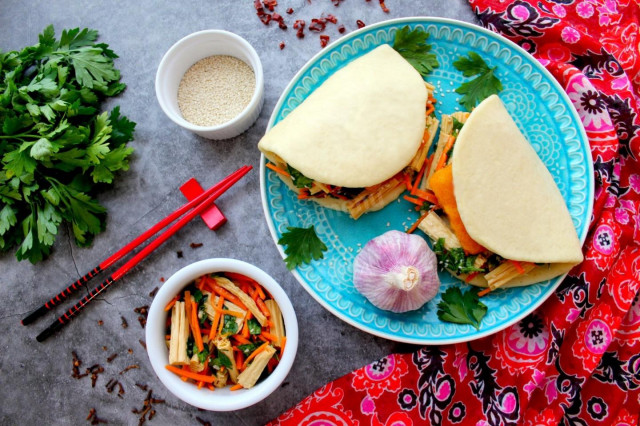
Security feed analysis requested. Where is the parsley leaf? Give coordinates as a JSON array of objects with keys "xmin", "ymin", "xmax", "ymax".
[
  {"xmin": 287, "ymin": 165, "xmax": 313, "ymax": 189},
  {"xmin": 211, "ymin": 351, "xmax": 233, "ymax": 369},
  {"xmin": 277, "ymin": 225, "xmax": 328, "ymax": 270},
  {"xmin": 0, "ymin": 25, "xmax": 135, "ymax": 263},
  {"xmin": 453, "ymin": 52, "xmax": 503, "ymax": 111},
  {"xmin": 433, "ymin": 238, "xmax": 484, "ymax": 276},
  {"xmin": 221, "ymin": 314, "xmax": 238, "ymax": 335},
  {"xmin": 437, "ymin": 287, "xmax": 487, "ymax": 329},
  {"xmin": 392, "ymin": 26, "xmax": 439, "ymax": 77},
  {"xmin": 197, "ymin": 345, "xmax": 209, "ymax": 364},
  {"xmin": 237, "ymin": 343, "xmax": 262, "ymax": 357}
]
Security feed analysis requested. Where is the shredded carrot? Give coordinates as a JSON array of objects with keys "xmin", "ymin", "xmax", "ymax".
[
  {"xmin": 233, "ymin": 334, "xmax": 251, "ymax": 345},
  {"xmin": 260, "ymin": 331, "xmax": 279, "ymax": 343},
  {"xmin": 297, "ymin": 190, "xmax": 310, "ymax": 200},
  {"xmin": 184, "ymin": 290, "xmax": 192, "ymax": 325},
  {"xmin": 404, "ymin": 173, "xmax": 413, "ymax": 191},
  {"xmin": 403, "ymin": 195, "xmax": 423, "ymax": 206},
  {"xmin": 191, "ymin": 301, "xmax": 204, "ymax": 352},
  {"xmin": 425, "ymin": 102, "xmax": 435, "ymax": 116},
  {"xmin": 166, "ymin": 365, "xmax": 216, "ymax": 383},
  {"xmin": 244, "ymin": 342, "xmax": 270, "ymax": 365},
  {"xmin": 209, "ymin": 295, "xmax": 224, "ymax": 340},
  {"xmin": 465, "ymin": 271, "xmax": 480, "ymax": 283},
  {"xmin": 411, "ymin": 157, "xmax": 430, "ymax": 193},
  {"xmin": 255, "ymin": 284, "xmax": 266, "ymax": 301},
  {"xmin": 236, "ymin": 350, "xmax": 244, "ymax": 370},
  {"xmin": 164, "ymin": 296, "xmax": 178, "ymax": 312},
  {"xmin": 478, "ymin": 287, "xmax": 492, "ymax": 297},
  {"xmin": 217, "ymin": 311, "xmax": 225, "ymax": 334},
  {"xmin": 428, "ymin": 93, "xmax": 437, "ymax": 103},
  {"xmin": 212, "ymin": 307, "xmax": 245, "ymax": 318},
  {"xmin": 511, "ymin": 260, "xmax": 526, "ymax": 274},
  {"xmin": 207, "ymin": 281, "xmax": 248, "ymax": 310},
  {"xmin": 256, "ymin": 297, "xmax": 271, "ymax": 318},
  {"xmin": 242, "ymin": 316, "xmax": 251, "ymax": 338},
  {"xmin": 281, "ymin": 336, "xmax": 287, "ymax": 354},
  {"xmin": 435, "ymin": 135, "xmax": 457, "ymax": 171},
  {"xmin": 413, "ymin": 188, "xmax": 439, "ymax": 205},
  {"xmin": 407, "ymin": 210, "xmax": 430, "ymax": 234},
  {"xmin": 266, "ymin": 162, "xmax": 290, "ymax": 177},
  {"xmin": 230, "ymin": 383, "xmax": 244, "ymax": 391}
]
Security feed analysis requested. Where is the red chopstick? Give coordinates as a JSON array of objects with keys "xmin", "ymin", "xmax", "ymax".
[
  {"xmin": 36, "ymin": 165, "xmax": 251, "ymax": 342},
  {"xmin": 22, "ymin": 166, "xmax": 251, "ymax": 334}
]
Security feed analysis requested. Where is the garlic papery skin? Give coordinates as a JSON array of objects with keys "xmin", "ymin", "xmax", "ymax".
[{"xmin": 353, "ymin": 230, "xmax": 440, "ymax": 313}]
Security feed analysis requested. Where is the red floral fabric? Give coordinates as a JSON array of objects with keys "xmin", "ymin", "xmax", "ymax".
[{"xmin": 270, "ymin": 1, "xmax": 640, "ymax": 424}]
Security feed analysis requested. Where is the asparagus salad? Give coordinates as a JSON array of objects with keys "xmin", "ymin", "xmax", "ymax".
[{"xmin": 164, "ymin": 272, "xmax": 286, "ymax": 390}]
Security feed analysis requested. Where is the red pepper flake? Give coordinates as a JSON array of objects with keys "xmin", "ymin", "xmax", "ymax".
[
  {"xmin": 356, "ymin": 19, "xmax": 366, "ymax": 28},
  {"xmin": 326, "ymin": 14, "xmax": 338, "ymax": 24},
  {"xmin": 279, "ymin": 41, "xmax": 286, "ymax": 50},
  {"xmin": 331, "ymin": 0, "xmax": 345, "ymax": 5},
  {"xmin": 309, "ymin": 18, "xmax": 327, "ymax": 32},
  {"xmin": 320, "ymin": 35, "xmax": 330, "ymax": 48},
  {"xmin": 338, "ymin": 24, "xmax": 346, "ymax": 34},
  {"xmin": 379, "ymin": 0, "xmax": 389, "ymax": 13},
  {"xmin": 272, "ymin": 12, "xmax": 287, "ymax": 30},
  {"xmin": 286, "ymin": 7, "xmax": 294, "ymax": 14},
  {"xmin": 294, "ymin": 19, "xmax": 306, "ymax": 38},
  {"xmin": 263, "ymin": 0, "xmax": 277, "ymax": 11}
]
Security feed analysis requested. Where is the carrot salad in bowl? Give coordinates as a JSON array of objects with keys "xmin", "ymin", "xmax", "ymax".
[{"xmin": 164, "ymin": 272, "xmax": 286, "ymax": 391}]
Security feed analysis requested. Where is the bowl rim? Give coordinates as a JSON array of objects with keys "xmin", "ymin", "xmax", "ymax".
[
  {"xmin": 145, "ymin": 258, "xmax": 298, "ymax": 411},
  {"xmin": 155, "ymin": 29, "xmax": 264, "ymax": 132}
]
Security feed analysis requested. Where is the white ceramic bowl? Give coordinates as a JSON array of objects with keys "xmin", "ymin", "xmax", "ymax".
[
  {"xmin": 145, "ymin": 258, "xmax": 298, "ymax": 411},
  {"xmin": 155, "ymin": 30, "xmax": 264, "ymax": 140}
]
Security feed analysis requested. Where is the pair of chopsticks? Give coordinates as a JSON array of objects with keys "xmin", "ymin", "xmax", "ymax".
[{"xmin": 23, "ymin": 165, "xmax": 252, "ymax": 342}]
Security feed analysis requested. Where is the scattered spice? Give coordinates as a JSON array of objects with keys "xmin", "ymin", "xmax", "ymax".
[
  {"xmin": 86, "ymin": 408, "xmax": 108, "ymax": 425},
  {"xmin": 87, "ymin": 364, "xmax": 105, "ymax": 387},
  {"xmin": 135, "ymin": 383, "xmax": 149, "ymax": 391},
  {"xmin": 356, "ymin": 19, "xmax": 366, "ymax": 28},
  {"xmin": 294, "ymin": 20, "xmax": 306, "ymax": 38},
  {"xmin": 134, "ymin": 306, "xmax": 149, "ymax": 315},
  {"xmin": 120, "ymin": 364, "xmax": 140, "ymax": 375},
  {"xmin": 196, "ymin": 417, "xmax": 212, "ymax": 426},
  {"xmin": 331, "ymin": 0, "xmax": 345, "ymax": 5},
  {"xmin": 102, "ymin": 346, "xmax": 108, "ymax": 351},
  {"xmin": 128, "ymin": 348, "xmax": 134, "ymax": 354},
  {"xmin": 378, "ymin": 0, "xmax": 389, "ymax": 13},
  {"xmin": 279, "ymin": 41, "xmax": 286, "ymax": 50},
  {"xmin": 132, "ymin": 389, "xmax": 165, "ymax": 426},
  {"xmin": 190, "ymin": 242, "xmax": 203, "ymax": 249},
  {"xmin": 97, "ymin": 320, "xmax": 103, "ymax": 326},
  {"xmin": 106, "ymin": 379, "xmax": 126, "ymax": 398},
  {"xmin": 138, "ymin": 316, "xmax": 146, "ymax": 328},
  {"xmin": 72, "ymin": 351, "xmax": 85, "ymax": 379},
  {"xmin": 286, "ymin": 7, "xmax": 294, "ymax": 14},
  {"xmin": 139, "ymin": 339, "xmax": 147, "ymax": 350},
  {"xmin": 320, "ymin": 35, "xmax": 330, "ymax": 48},
  {"xmin": 107, "ymin": 353, "xmax": 118, "ymax": 363},
  {"xmin": 338, "ymin": 24, "xmax": 346, "ymax": 34},
  {"xmin": 177, "ymin": 56, "xmax": 256, "ymax": 127},
  {"xmin": 121, "ymin": 316, "xmax": 128, "ymax": 329},
  {"xmin": 149, "ymin": 287, "xmax": 159, "ymax": 298},
  {"xmin": 176, "ymin": 250, "xmax": 183, "ymax": 258}
]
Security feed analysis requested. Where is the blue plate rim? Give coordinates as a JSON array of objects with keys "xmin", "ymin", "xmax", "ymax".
[{"xmin": 259, "ymin": 16, "xmax": 594, "ymax": 345}]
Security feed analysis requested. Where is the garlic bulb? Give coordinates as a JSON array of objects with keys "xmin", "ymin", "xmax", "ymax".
[{"xmin": 353, "ymin": 230, "xmax": 440, "ymax": 313}]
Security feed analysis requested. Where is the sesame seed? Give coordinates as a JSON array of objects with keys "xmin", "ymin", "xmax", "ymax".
[{"xmin": 177, "ymin": 55, "xmax": 255, "ymax": 127}]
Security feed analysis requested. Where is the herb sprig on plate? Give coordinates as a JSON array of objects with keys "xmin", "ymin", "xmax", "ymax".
[
  {"xmin": 453, "ymin": 51, "xmax": 503, "ymax": 111},
  {"xmin": 393, "ymin": 26, "xmax": 439, "ymax": 77},
  {"xmin": 278, "ymin": 225, "xmax": 327, "ymax": 270},
  {"xmin": 0, "ymin": 25, "xmax": 136, "ymax": 263},
  {"xmin": 437, "ymin": 286, "xmax": 488, "ymax": 329}
]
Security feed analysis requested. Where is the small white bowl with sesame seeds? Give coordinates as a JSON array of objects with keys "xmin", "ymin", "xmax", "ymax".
[{"xmin": 156, "ymin": 30, "xmax": 264, "ymax": 140}]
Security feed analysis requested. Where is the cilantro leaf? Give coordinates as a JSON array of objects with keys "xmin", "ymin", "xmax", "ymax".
[
  {"xmin": 211, "ymin": 351, "xmax": 233, "ymax": 369},
  {"xmin": 277, "ymin": 225, "xmax": 328, "ymax": 270},
  {"xmin": 453, "ymin": 52, "xmax": 503, "ymax": 111},
  {"xmin": 247, "ymin": 318, "xmax": 262, "ymax": 335},
  {"xmin": 287, "ymin": 165, "xmax": 313, "ymax": 189},
  {"xmin": 197, "ymin": 345, "xmax": 209, "ymax": 364},
  {"xmin": 221, "ymin": 314, "xmax": 238, "ymax": 335},
  {"xmin": 433, "ymin": 238, "xmax": 484, "ymax": 275},
  {"xmin": 392, "ymin": 26, "xmax": 439, "ymax": 77},
  {"xmin": 237, "ymin": 343, "xmax": 262, "ymax": 357},
  {"xmin": 437, "ymin": 287, "xmax": 487, "ymax": 329}
]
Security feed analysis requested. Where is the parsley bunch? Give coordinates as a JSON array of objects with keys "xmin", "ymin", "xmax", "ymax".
[{"xmin": 0, "ymin": 25, "xmax": 136, "ymax": 263}]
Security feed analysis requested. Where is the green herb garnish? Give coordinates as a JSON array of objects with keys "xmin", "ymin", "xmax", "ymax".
[
  {"xmin": 197, "ymin": 345, "xmax": 210, "ymax": 363},
  {"xmin": 437, "ymin": 286, "xmax": 487, "ymax": 329},
  {"xmin": 392, "ymin": 26, "xmax": 439, "ymax": 76},
  {"xmin": 452, "ymin": 51, "xmax": 503, "ymax": 111},
  {"xmin": 211, "ymin": 351, "xmax": 233, "ymax": 369},
  {"xmin": 451, "ymin": 116, "xmax": 464, "ymax": 136},
  {"xmin": 237, "ymin": 343, "xmax": 262, "ymax": 357},
  {"xmin": 277, "ymin": 225, "xmax": 328, "ymax": 270},
  {"xmin": 433, "ymin": 238, "xmax": 484, "ymax": 275},
  {"xmin": 287, "ymin": 165, "xmax": 313, "ymax": 189},
  {"xmin": 221, "ymin": 314, "xmax": 238, "ymax": 335},
  {"xmin": 247, "ymin": 318, "xmax": 262, "ymax": 335},
  {"xmin": 0, "ymin": 25, "xmax": 136, "ymax": 263},
  {"xmin": 186, "ymin": 338, "xmax": 195, "ymax": 358}
]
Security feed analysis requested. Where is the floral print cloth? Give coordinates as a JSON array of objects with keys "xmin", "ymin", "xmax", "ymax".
[{"xmin": 269, "ymin": 1, "xmax": 640, "ymax": 424}]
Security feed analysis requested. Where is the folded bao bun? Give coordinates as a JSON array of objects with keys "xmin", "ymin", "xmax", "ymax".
[
  {"xmin": 451, "ymin": 95, "xmax": 583, "ymax": 287},
  {"xmin": 259, "ymin": 44, "xmax": 427, "ymax": 214}
]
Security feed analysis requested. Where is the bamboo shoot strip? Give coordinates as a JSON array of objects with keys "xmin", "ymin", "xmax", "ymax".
[
  {"xmin": 22, "ymin": 165, "xmax": 251, "ymax": 326},
  {"xmin": 35, "ymin": 166, "xmax": 252, "ymax": 342}
]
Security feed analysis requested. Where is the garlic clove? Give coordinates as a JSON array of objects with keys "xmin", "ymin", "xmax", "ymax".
[{"xmin": 353, "ymin": 230, "xmax": 440, "ymax": 313}]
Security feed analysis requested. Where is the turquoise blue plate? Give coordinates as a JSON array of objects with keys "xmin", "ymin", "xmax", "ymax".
[{"xmin": 260, "ymin": 18, "xmax": 593, "ymax": 344}]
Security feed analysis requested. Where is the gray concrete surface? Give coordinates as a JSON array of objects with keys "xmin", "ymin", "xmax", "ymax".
[{"xmin": 0, "ymin": 1, "xmax": 477, "ymax": 424}]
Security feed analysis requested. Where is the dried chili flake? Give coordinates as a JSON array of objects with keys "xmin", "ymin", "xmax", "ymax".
[
  {"xmin": 331, "ymin": 0, "xmax": 345, "ymax": 5},
  {"xmin": 356, "ymin": 19, "xmax": 366, "ymax": 28},
  {"xmin": 107, "ymin": 353, "xmax": 118, "ymax": 363},
  {"xmin": 263, "ymin": 0, "xmax": 277, "ymax": 11},
  {"xmin": 149, "ymin": 287, "xmax": 159, "ymax": 298},
  {"xmin": 294, "ymin": 20, "xmax": 306, "ymax": 38},
  {"xmin": 338, "ymin": 24, "xmax": 346, "ymax": 34},
  {"xmin": 309, "ymin": 18, "xmax": 327, "ymax": 32},
  {"xmin": 97, "ymin": 320, "xmax": 103, "ymax": 326},
  {"xmin": 279, "ymin": 41, "xmax": 286, "ymax": 50},
  {"xmin": 320, "ymin": 35, "xmax": 330, "ymax": 48},
  {"xmin": 286, "ymin": 7, "xmax": 294, "ymax": 14},
  {"xmin": 326, "ymin": 14, "xmax": 338, "ymax": 24},
  {"xmin": 378, "ymin": 0, "xmax": 389, "ymax": 12}
]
